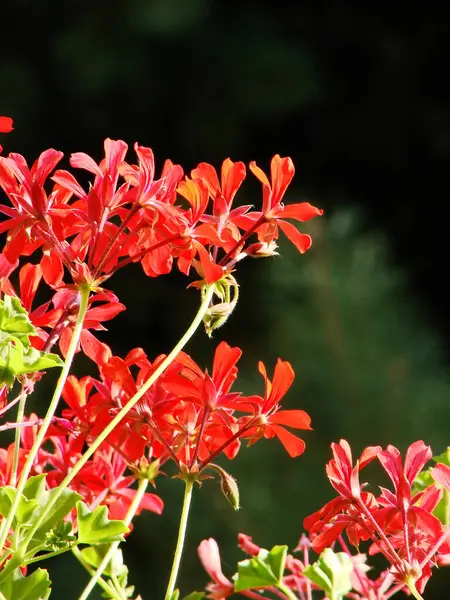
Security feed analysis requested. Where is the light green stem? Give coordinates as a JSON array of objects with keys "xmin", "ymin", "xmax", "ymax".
[
  {"xmin": 72, "ymin": 546, "xmax": 124, "ymax": 600},
  {"xmin": 164, "ymin": 478, "xmax": 194, "ymax": 600},
  {"xmin": 278, "ymin": 582, "xmax": 300, "ymax": 600},
  {"xmin": 10, "ymin": 386, "xmax": 27, "ymax": 487},
  {"xmin": 77, "ymin": 478, "xmax": 149, "ymax": 600},
  {"xmin": 22, "ymin": 284, "xmax": 215, "ymax": 550},
  {"xmin": 406, "ymin": 577, "xmax": 424, "ymax": 600},
  {"xmin": 0, "ymin": 285, "xmax": 91, "ymax": 554}
]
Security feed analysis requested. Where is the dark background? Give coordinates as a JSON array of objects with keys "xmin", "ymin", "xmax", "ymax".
[{"xmin": 1, "ymin": 1, "xmax": 450, "ymax": 598}]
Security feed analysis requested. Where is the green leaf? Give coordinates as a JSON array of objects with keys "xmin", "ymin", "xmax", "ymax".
[
  {"xmin": 0, "ymin": 296, "xmax": 36, "ymax": 341},
  {"xmin": 76, "ymin": 502, "xmax": 129, "ymax": 544},
  {"xmin": 0, "ymin": 567, "xmax": 51, "ymax": 600},
  {"xmin": 182, "ymin": 592, "xmax": 205, "ymax": 600},
  {"xmin": 234, "ymin": 545, "xmax": 287, "ymax": 592},
  {"xmin": 80, "ymin": 545, "xmax": 128, "ymax": 578},
  {"xmin": 303, "ymin": 548, "xmax": 353, "ymax": 600},
  {"xmin": 433, "ymin": 447, "xmax": 450, "ymax": 467},
  {"xmin": 0, "ymin": 476, "xmax": 81, "ymax": 552}
]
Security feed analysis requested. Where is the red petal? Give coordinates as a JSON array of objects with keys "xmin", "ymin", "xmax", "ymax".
[
  {"xmin": 281, "ymin": 202, "xmax": 323, "ymax": 222},
  {"xmin": 278, "ymin": 220, "xmax": 312, "ymax": 254},
  {"xmin": 0, "ymin": 117, "xmax": 14, "ymax": 133},
  {"xmin": 269, "ymin": 409, "xmax": 311, "ymax": 430},
  {"xmin": 267, "ymin": 424, "xmax": 306, "ymax": 458},
  {"xmin": 432, "ymin": 463, "xmax": 450, "ymax": 492}
]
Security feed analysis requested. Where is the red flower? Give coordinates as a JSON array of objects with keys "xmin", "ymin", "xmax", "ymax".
[
  {"xmin": 249, "ymin": 155, "xmax": 323, "ymax": 254},
  {"xmin": 198, "ymin": 538, "xmax": 234, "ymax": 600},
  {"xmin": 0, "ymin": 116, "xmax": 13, "ymax": 133},
  {"xmin": 0, "ymin": 116, "xmax": 13, "ymax": 153},
  {"xmin": 243, "ymin": 359, "xmax": 311, "ymax": 457}
]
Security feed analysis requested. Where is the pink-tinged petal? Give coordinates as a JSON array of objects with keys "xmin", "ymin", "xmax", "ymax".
[
  {"xmin": 268, "ymin": 409, "xmax": 312, "ymax": 430},
  {"xmin": 278, "ymin": 219, "xmax": 312, "ymax": 254},
  {"xmin": 198, "ymin": 539, "xmax": 232, "ymax": 587},
  {"xmin": 52, "ymin": 170, "xmax": 87, "ymax": 199},
  {"xmin": 31, "ymin": 149, "xmax": 64, "ymax": 185},
  {"xmin": 404, "ymin": 441, "xmax": 432, "ymax": 483},
  {"xmin": 237, "ymin": 534, "xmax": 261, "ymax": 557},
  {"xmin": 359, "ymin": 446, "xmax": 383, "ymax": 469},
  {"xmin": 281, "ymin": 202, "xmax": 323, "ymax": 222},
  {"xmin": 378, "ymin": 445, "xmax": 403, "ymax": 489},
  {"xmin": 0, "ymin": 117, "xmax": 14, "ymax": 133},
  {"xmin": 431, "ymin": 463, "xmax": 450, "ymax": 492},
  {"xmin": 267, "ymin": 423, "xmax": 306, "ymax": 457},
  {"xmin": 104, "ymin": 139, "xmax": 128, "ymax": 179},
  {"xmin": 70, "ymin": 152, "xmax": 103, "ymax": 176}
]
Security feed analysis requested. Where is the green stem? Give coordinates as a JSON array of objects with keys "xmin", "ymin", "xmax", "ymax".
[
  {"xmin": 0, "ymin": 285, "xmax": 91, "ymax": 554},
  {"xmin": 72, "ymin": 546, "xmax": 125, "ymax": 600},
  {"xmin": 25, "ymin": 544, "xmax": 78, "ymax": 565},
  {"xmin": 10, "ymin": 385, "xmax": 28, "ymax": 487},
  {"xmin": 77, "ymin": 478, "xmax": 149, "ymax": 600},
  {"xmin": 22, "ymin": 284, "xmax": 215, "ymax": 550},
  {"xmin": 277, "ymin": 582, "xmax": 300, "ymax": 600},
  {"xmin": 164, "ymin": 478, "xmax": 194, "ymax": 600},
  {"xmin": 406, "ymin": 577, "xmax": 425, "ymax": 600}
]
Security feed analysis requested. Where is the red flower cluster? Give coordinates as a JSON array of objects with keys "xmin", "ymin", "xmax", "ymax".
[
  {"xmin": 0, "ymin": 141, "xmax": 322, "ymax": 291},
  {"xmin": 60, "ymin": 341, "xmax": 311, "ymax": 471},
  {"xmin": 1, "ymin": 138, "xmax": 318, "ymax": 525},
  {"xmin": 304, "ymin": 440, "xmax": 450, "ymax": 594}
]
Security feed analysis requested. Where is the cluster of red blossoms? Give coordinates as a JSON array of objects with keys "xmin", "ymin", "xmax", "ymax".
[
  {"xmin": 304, "ymin": 440, "xmax": 450, "ymax": 595},
  {"xmin": 198, "ymin": 441, "xmax": 450, "ymax": 599},
  {"xmin": 0, "ymin": 120, "xmax": 319, "ymax": 523}
]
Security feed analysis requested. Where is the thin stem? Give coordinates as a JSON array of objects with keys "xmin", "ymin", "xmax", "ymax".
[
  {"xmin": 0, "ymin": 285, "xmax": 91, "ymax": 554},
  {"xmin": 164, "ymin": 478, "xmax": 194, "ymax": 600},
  {"xmin": 218, "ymin": 215, "xmax": 266, "ymax": 267},
  {"xmin": 25, "ymin": 544, "xmax": 78, "ymax": 565},
  {"xmin": 356, "ymin": 497, "xmax": 404, "ymax": 572},
  {"xmin": 72, "ymin": 546, "xmax": 125, "ymax": 600},
  {"xmin": 10, "ymin": 384, "xmax": 27, "ymax": 487},
  {"xmin": 21, "ymin": 284, "xmax": 215, "ymax": 549},
  {"xmin": 77, "ymin": 478, "xmax": 149, "ymax": 600},
  {"xmin": 277, "ymin": 582, "xmax": 300, "ymax": 600},
  {"xmin": 406, "ymin": 577, "xmax": 425, "ymax": 600}
]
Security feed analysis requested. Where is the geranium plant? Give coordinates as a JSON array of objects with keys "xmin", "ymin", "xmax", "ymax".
[{"xmin": 0, "ymin": 119, "xmax": 448, "ymax": 600}]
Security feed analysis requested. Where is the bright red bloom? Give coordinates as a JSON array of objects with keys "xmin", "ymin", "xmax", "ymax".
[
  {"xmin": 242, "ymin": 359, "xmax": 311, "ymax": 457},
  {"xmin": 326, "ymin": 439, "xmax": 381, "ymax": 500},
  {"xmin": 249, "ymin": 155, "xmax": 323, "ymax": 254}
]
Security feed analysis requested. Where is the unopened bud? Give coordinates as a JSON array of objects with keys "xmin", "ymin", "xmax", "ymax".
[{"xmin": 209, "ymin": 463, "xmax": 240, "ymax": 510}]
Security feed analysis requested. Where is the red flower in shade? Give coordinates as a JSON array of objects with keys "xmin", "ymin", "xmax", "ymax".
[
  {"xmin": 242, "ymin": 359, "xmax": 312, "ymax": 457},
  {"xmin": 77, "ymin": 449, "xmax": 163, "ymax": 520},
  {"xmin": 326, "ymin": 439, "xmax": 382, "ymax": 500},
  {"xmin": 249, "ymin": 155, "xmax": 323, "ymax": 254}
]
